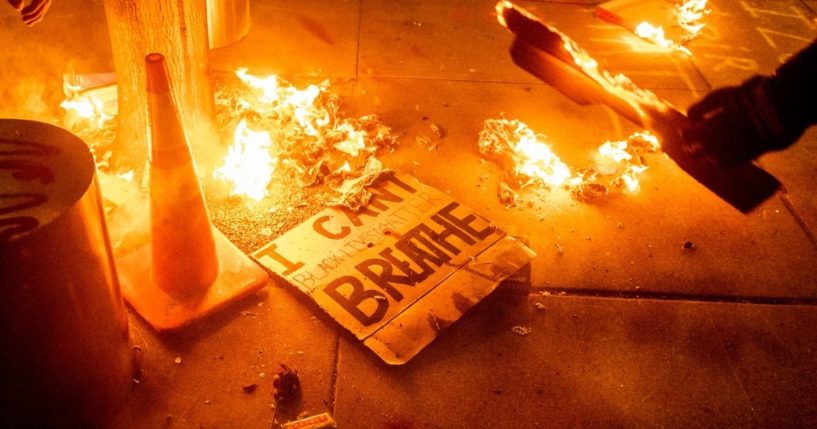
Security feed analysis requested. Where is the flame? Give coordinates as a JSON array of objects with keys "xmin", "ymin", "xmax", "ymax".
[
  {"xmin": 596, "ymin": 131, "xmax": 659, "ymax": 193},
  {"xmin": 676, "ymin": 0, "xmax": 709, "ymax": 38},
  {"xmin": 60, "ymin": 82, "xmax": 112, "ymax": 128},
  {"xmin": 508, "ymin": 126, "xmax": 573, "ymax": 188},
  {"xmin": 213, "ymin": 119, "xmax": 277, "ymax": 201},
  {"xmin": 479, "ymin": 117, "xmax": 661, "ymax": 199},
  {"xmin": 633, "ymin": 0, "xmax": 709, "ymax": 54},
  {"xmin": 115, "ymin": 170, "xmax": 135, "ymax": 183},
  {"xmin": 235, "ymin": 68, "xmax": 330, "ymax": 136},
  {"xmin": 59, "ymin": 77, "xmax": 120, "ymax": 179},
  {"xmin": 333, "ymin": 123, "xmax": 368, "ymax": 157},
  {"xmin": 619, "ymin": 164, "xmax": 648, "ymax": 192},
  {"xmin": 634, "ymin": 21, "xmax": 692, "ymax": 55},
  {"xmin": 478, "ymin": 118, "xmax": 574, "ymax": 188},
  {"xmin": 213, "ymin": 69, "xmax": 396, "ymax": 204}
]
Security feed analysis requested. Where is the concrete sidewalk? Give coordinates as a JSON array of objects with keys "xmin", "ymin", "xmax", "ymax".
[{"xmin": 3, "ymin": 0, "xmax": 817, "ymax": 427}]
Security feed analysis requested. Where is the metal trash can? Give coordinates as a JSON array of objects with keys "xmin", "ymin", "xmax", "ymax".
[
  {"xmin": 208, "ymin": 0, "xmax": 251, "ymax": 49},
  {"xmin": 0, "ymin": 120, "xmax": 133, "ymax": 428}
]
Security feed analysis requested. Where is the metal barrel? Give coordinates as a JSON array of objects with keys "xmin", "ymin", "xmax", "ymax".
[
  {"xmin": 207, "ymin": 0, "xmax": 251, "ymax": 49},
  {"xmin": 0, "ymin": 120, "xmax": 133, "ymax": 427}
]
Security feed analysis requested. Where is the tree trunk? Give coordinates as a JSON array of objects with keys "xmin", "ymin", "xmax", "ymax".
[{"xmin": 103, "ymin": 0, "xmax": 214, "ymax": 172}]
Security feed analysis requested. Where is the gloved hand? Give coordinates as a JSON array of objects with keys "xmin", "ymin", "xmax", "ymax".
[
  {"xmin": 6, "ymin": 0, "xmax": 51, "ymax": 26},
  {"xmin": 683, "ymin": 76, "xmax": 801, "ymax": 165}
]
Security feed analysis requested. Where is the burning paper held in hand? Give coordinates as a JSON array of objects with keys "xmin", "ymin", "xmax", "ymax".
[
  {"xmin": 497, "ymin": 1, "xmax": 780, "ymax": 213},
  {"xmin": 253, "ymin": 172, "xmax": 536, "ymax": 364}
]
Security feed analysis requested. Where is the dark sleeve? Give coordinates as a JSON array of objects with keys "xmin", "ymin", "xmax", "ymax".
[{"xmin": 766, "ymin": 39, "xmax": 817, "ymax": 133}]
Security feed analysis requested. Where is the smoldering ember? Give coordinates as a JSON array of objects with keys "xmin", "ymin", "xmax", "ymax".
[{"xmin": 2, "ymin": 0, "xmax": 817, "ymax": 428}]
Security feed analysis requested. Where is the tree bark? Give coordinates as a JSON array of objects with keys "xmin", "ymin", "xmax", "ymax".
[{"xmin": 103, "ymin": 0, "xmax": 214, "ymax": 172}]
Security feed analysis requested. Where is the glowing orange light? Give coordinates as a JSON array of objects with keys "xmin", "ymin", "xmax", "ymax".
[
  {"xmin": 213, "ymin": 119, "xmax": 277, "ymax": 201},
  {"xmin": 634, "ymin": 21, "xmax": 692, "ymax": 55},
  {"xmin": 633, "ymin": 0, "xmax": 709, "ymax": 55},
  {"xmin": 60, "ymin": 82, "xmax": 113, "ymax": 128},
  {"xmin": 480, "ymin": 117, "xmax": 661, "ymax": 198},
  {"xmin": 213, "ymin": 69, "xmax": 395, "ymax": 204}
]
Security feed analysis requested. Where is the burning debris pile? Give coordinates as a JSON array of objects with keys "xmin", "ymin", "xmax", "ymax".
[
  {"xmin": 478, "ymin": 116, "xmax": 660, "ymax": 206},
  {"xmin": 58, "ymin": 68, "xmax": 398, "ymax": 213},
  {"xmin": 59, "ymin": 77, "xmax": 118, "ymax": 173},
  {"xmin": 213, "ymin": 69, "xmax": 397, "ymax": 210},
  {"xmin": 58, "ymin": 69, "xmax": 399, "ymax": 250}
]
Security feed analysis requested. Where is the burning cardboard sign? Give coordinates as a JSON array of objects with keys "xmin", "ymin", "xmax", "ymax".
[{"xmin": 254, "ymin": 172, "xmax": 536, "ymax": 364}]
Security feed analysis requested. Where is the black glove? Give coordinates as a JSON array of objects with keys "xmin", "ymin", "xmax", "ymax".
[{"xmin": 684, "ymin": 76, "xmax": 801, "ymax": 165}]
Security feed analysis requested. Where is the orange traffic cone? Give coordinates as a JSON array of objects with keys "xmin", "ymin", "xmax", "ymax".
[
  {"xmin": 113, "ymin": 53, "xmax": 268, "ymax": 331},
  {"xmin": 146, "ymin": 52, "xmax": 219, "ymax": 297}
]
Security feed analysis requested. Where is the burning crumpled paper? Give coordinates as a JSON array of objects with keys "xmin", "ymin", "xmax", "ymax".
[
  {"xmin": 478, "ymin": 116, "xmax": 660, "ymax": 206},
  {"xmin": 213, "ymin": 69, "xmax": 397, "ymax": 210},
  {"xmin": 59, "ymin": 74, "xmax": 118, "ymax": 173}
]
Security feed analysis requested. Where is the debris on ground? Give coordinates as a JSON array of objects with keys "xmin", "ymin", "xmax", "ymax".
[
  {"xmin": 242, "ymin": 383, "xmax": 259, "ymax": 394},
  {"xmin": 511, "ymin": 326, "xmax": 532, "ymax": 336},
  {"xmin": 498, "ymin": 182, "xmax": 519, "ymax": 208},
  {"xmin": 430, "ymin": 123, "xmax": 444, "ymax": 138},
  {"xmin": 273, "ymin": 364, "xmax": 301, "ymax": 405},
  {"xmin": 211, "ymin": 70, "xmax": 397, "ymax": 210},
  {"xmin": 478, "ymin": 116, "xmax": 660, "ymax": 206},
  {"xmin": 572, "ymin": 181, "xmax": 607, "ymax": 203},
  {"xmin": 415, "ymin": 135, "xmax": 438, "ymax": 152},
  {"xmin": 281, "ymin": 412, "xmax": 338, "ymax": 429},
  {"xmin": 682, "ymin": 241, "xmax": 696, "ymax": 253},
  {"xmin": 326, "ymin": 159, "xmax": 390, "ymax": 211},
  {"xmin": 533, "ymin": 302, "xmax": 546, "ymax": 311}
]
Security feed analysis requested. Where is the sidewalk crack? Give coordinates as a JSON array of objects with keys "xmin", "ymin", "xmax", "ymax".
[
  {"xmin": 328, "ymin": 327, "xmax": 341, "ymax": 414},
  {"xmin": 779, "ymin": 191, "xmax": 817, "ymax": 251},
  {"xmin": 705, "ymin": 307, "xmax": 763, "ymax": 426}
]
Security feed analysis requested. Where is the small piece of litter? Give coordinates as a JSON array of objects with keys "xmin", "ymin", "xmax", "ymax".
[
  {"xmin": 682, "ymin": 241, "xmax": 696, "ymax": 253},
  {"xmin": 430, "ymin": 123, "xmax": 444, "ymax": 138},
  {"xmin": 511, "ymin": 326, "xmax": 532, "ymax": 336},
  {"xmin": 273, "ymin": 364, "xmax": 301, "ymax": 405},
  {"xmin": 242, "ymin": 383, "xmax": 259, "ymax": 394},
  {"xmin": 281, "ymin": 412, "xmax": 337, "ymax": 429},
  {"xmin": 498, "ymin": 182, "xmax": 518, "ymax": 208},
  {"xmin": 174, "ymin": 357, "xmax": 182, "ymax": 365}
]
